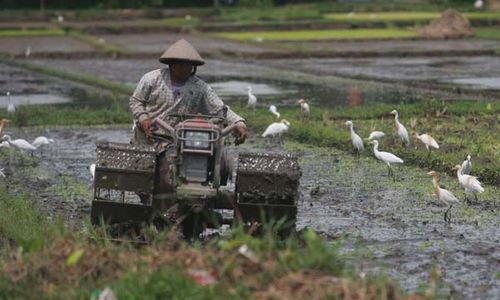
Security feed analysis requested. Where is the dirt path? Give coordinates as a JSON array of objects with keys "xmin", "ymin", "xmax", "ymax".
[{"xmin": 1, "ymin": 126, "xmax": 498, "ymax": 298}]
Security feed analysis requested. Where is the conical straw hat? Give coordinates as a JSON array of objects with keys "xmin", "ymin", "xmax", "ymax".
[{"xmin": 159, "ymin": 39, "xmax": 204, "ymax": 66}]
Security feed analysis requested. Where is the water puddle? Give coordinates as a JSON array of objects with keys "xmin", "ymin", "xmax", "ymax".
[
  {"xmin": 0, "ymin": 94, "xmax": 71, "ymax": 107},
  {"xmin": 448, "ymin": 77, "xmax": 500, "ymax": 90},
  {"xmin": 209, "ymin": 80, "xmax": 294, "ymax": 96}
]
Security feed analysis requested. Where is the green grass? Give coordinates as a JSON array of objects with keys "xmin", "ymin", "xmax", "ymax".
[
  {"xmin": 0, "ymin": 180, "xmax": 56, "ymax": 251},
  {"xmin": 0, "ymin": 28, "xmax": 65, "ymax": 37},
  {"xmin": 323, "ymin": 11, "xmax": 500, "ymax": 23},
  {"xmin": 213, "ymin": 28, "xmax": 417, "ymax": 41},
  {"xmin": 213, "ymin": 4, "xmax": 322, "ymax": 22},
  {"xmin": 474, "ymin": 27, "xmax": 500, "ymax": 40},
  {"xmin": 324, "ymin": 11, "xmax": 439, "ymax": 22}
]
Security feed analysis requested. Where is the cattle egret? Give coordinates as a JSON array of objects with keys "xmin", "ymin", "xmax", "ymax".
[
  {"xmin": 427, "ymin": 171, "xmax": 459, "ymax": 223},
  {"xmin": 262, "ymin": 119, "xmax": 290, "ymax": 144},
  {"xmin": 7, "ymin": 92, "xmax": 15, "ymax": 115},
  {"xmin": 32, "ymin": 136, "xmax": 55, "ymax": 148},
  {"xmin": 369, "ymin": 140, "xmax": 403, "ymax": 181},
  {"xmin": 474, "ymin": 0, "xmax": 483, "ymax": 9},
  {"xmin": 89, "ymin": 163, "xmax": 96, "ymax": 180},
  {"xmin": 453, "ymin": 164, "xmax": 484, "ymax": 203},
  {"xmin": 414, "ymin": 132, "xmax": 439, "ymax": 156},
  {"xmin": 390, "ymin": 110, "xmax": 409, "ymax": 146},
  {"xmin": 0, "ymin": 141, "xmax": 10, "ymax": 148},
  {"xmin": 246, "ymin": 86, "xmax": 257, "ymax": 110},
  {"xmin": 57, "ymin": 15, "xmax": 64, "ymax": 22},
  {"xmin": 269, "ymin": 105, "xmax": 280, "ymax": 119},
  {"xmin": 297, "ymin": 99, "xmax": 310, "ymax": 122},
  {"xmin": 367, "ymin": 131, "xmax": 385, "ymax": 141},
  {"xmin": 2, "ymin": 134, "xmax": 37, "ymax": 156},
  {"xmin": 461, "ymin": 155, "xmax": 472, "ymax": 175},
  {"xmin": 25, "ymin": 46, "xmax": 31, "ymax": 57},
  {"xmin": 0, "ymin": 168, "xmax": 5, "ymax": 178},
  {"xmin": 345, "ymin": 120, "xmax": 364, "ymax": 156},
  {"xmin": 0, "ymin": 119, "xmax": 10, "ymax": 134}
]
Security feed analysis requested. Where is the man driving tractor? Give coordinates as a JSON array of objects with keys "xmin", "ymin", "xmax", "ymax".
[{"xmin": 129, "ymin": 38, "xmax": 248, "ymax": 195}]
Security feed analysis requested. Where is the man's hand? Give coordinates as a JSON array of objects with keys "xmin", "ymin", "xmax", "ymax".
[
  {"xmin": 234, "ymin": 122, "xmax": 247, "ymax": 145},
  {"xmin": 140, "ymin": 118, "xmax": 153, "ymax": 144}
]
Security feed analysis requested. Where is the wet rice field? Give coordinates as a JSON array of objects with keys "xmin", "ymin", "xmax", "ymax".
[
  {"xmin": 0, "ymin": 126, "xmax": 498, "ymax": 298},
  {"xmin": 1, "ymin": 34, "xmax": 499, "ymax": 298}
]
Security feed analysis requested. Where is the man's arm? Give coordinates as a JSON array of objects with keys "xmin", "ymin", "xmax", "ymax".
[
  {"xmin": 202, "ymin": 84, "xmax": 247, "ymax": 144},
  {"xmin": 130, "ymin": 74, "xmax": 154, "ymax": 142}
]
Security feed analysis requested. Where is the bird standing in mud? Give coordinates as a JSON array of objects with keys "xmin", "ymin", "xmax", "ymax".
[
  {"xmin": 269, "ymin": 105, "xmax": 280, "ymax": 119},
  {"xmin": 413, "ymin": 131, "xmax": 439, "ymax": 156},
  {"xmin": 427, "ymin": 171, "xmax": 459, "ymax": 223},
  {"xmin": 246, "ymin": 86, "xmax": 257, "ymax": 110},
  {"xmin": 7, "ymin": 92, "xmax": 15, "ymax": 115},
  {"xmin": 1, "ymin": 134, "xmax": 37, "ymax": 156},
  {"xmin": 345, "ymin": 120, "xmax": 364, "ymax": 157},
  {"xmin": 461, "ymin": 155, "xmax": 472, "ymax": 175},
  {"xmin": 0, "ymin": 119, "xmax": 10, "ymax": 135},
  {"xmin": 32, "ymin": 136, "xmax": 55, "ymax": 155},
  {"xmin": 390, "ymin": 110, "xmax": 409, "ymax": 146},
  {"xmin": 368, "ymin": 140, "xmax": 403, "ymax": 181},
  {"xmin": 453, "ymin": 164, "xmax": 484, "ymax": 203},
  {"xmin": 262, "ymin": 119, "xmax": 290, "ymax": 144},
  {"xmin": 297, "ymin": 99, "xmax": 310, "ymax": 122}
]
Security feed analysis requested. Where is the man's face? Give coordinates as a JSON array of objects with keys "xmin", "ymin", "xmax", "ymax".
[{"xmin": 170, "ymin": 62, "xmax": 194, "ymax": 83}]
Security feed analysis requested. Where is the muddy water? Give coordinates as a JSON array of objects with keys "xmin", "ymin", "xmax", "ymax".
[
  {"xmin": 30, "ymin": 57, "xmax": 426, "ymax": 107},
  {"xmin": 1, "ymin": 126, "xmax": 498, "ymax": 298}
]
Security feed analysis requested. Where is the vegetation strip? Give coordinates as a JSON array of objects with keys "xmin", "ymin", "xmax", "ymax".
[{"xmin": 213, "ymin": 28, "xmax": 417, "ymax": 41}]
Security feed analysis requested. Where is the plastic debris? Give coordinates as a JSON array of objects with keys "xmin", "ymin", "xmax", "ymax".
[
  {"xmin": 238, "ymin": 244, "xmax": 258, "ymax": 264},
  {"xmin": 188, "ymin": 268, "xmax": 217, "ymax": 286}
]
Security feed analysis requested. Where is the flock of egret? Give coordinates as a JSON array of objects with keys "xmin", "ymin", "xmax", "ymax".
[
  {"xmin": 247, "ymin": 83, "xmax": 484, "ymax": 223},
  {"xmin": 345, "ymin": 110, "xmax": 484, "ymax": 222}
]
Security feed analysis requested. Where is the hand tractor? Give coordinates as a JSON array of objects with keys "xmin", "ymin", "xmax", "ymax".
[{"xmin": 90, "ymin": 112, "xmax": 301, "ymax": 238}]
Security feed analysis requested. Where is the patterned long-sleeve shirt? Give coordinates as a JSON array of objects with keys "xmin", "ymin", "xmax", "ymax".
[{"xmin": 129, "ymin": 68, "xmax": 244, "ymax": 146}]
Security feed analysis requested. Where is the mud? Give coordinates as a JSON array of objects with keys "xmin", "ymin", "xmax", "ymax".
[
  {"xmin": 0, "ymin": 36, "xmax": 96, "ymax": 54},
  {"xmin": 1, "ymin": 126, "xmax": 498, "ymax": 298},
  {"xmin": 0, "ymin": 62, "xmax": 93, "ymax": 103}
]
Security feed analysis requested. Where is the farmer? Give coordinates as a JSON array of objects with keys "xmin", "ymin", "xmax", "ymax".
[{"xmin": 129, "ymin": 38, "xmax": 247, "ymax": 198}]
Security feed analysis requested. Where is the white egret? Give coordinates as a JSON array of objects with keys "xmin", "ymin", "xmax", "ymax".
[
  {"xmin": 474, "ymin": 0, "xmax": 483, "ymax": 9},
  {"xmin": 262, "ymin": 119, "xmax": 290, "ymax": 144},
  {"xmin": 367, "ymin": 131, "xmax": 385, "ymax": 141},
  {"xmin": 89, "ymin": 163, "xmax": 96, "ymax": 180},
  {"xmin": 246, "ymin": 86, "xmax": 257, "ymax": 110},
  {"xmin": 413, "ymin": 131, "xmax": 439, "ymax": 157},
  {"xmin": 269, "ymin": 105, "xmax": 280, "ymax": 119},
  {"xmin": 390, "ymin": 110, "xmax": 409, "ymax": 146},
  {"xmin": 25, "ymin": 46, "xmax": 31, "ymax": 57},
  {"xmin": 2, "ymin": 134, "xmax": 36, "ymax": 152},
  {"xmin": 57, "ymin": 15, "xmax": 64, "ymax": 22},
  {"xmin": 32, "ymin": 136, "xmax": 55, "ymax": 148},
  {"xmin": 461, "ymin": 155, "xmax": 472, "ymax": 175},
  {"xmin": 345, "ymin": 120, "xmax": 364, "ymax": 156},
  {"xmin": 297, "ymin": 99, "xmax": 310, "ymax": 122},
  {"xmin": 0, "ymin": 141, "xmax": 10, "ymax": 148},
  {"xmin": 427, "ymin": 171, "xmax": 459, "ymax": 223},
  {"xmin": 0, "ymin": 168, "xmax": 5, "ymax": 178},
  {"xmin": 453, "ymin": 164, "xmax": 484, "ymax": 203},
  {"xmin": 7, "ymin": 92, "xmax": 15, "ymax": 115},
  {"xmin": 0, "ymin": 119, "xmax": 10, "ymax": 134},
  {"xmin": 369, "ymin": 140, "xmax": 403, "ymax": 181}
]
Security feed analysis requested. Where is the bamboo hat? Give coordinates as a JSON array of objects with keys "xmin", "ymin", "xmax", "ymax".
[{"xmin": 159, "ymin": 39, "xmax": 205, "ymax": 66}]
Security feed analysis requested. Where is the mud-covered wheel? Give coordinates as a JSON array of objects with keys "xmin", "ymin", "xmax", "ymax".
[{"xmin": 235, "ymin": 153, "xmax": 301, "ymax": 236}]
